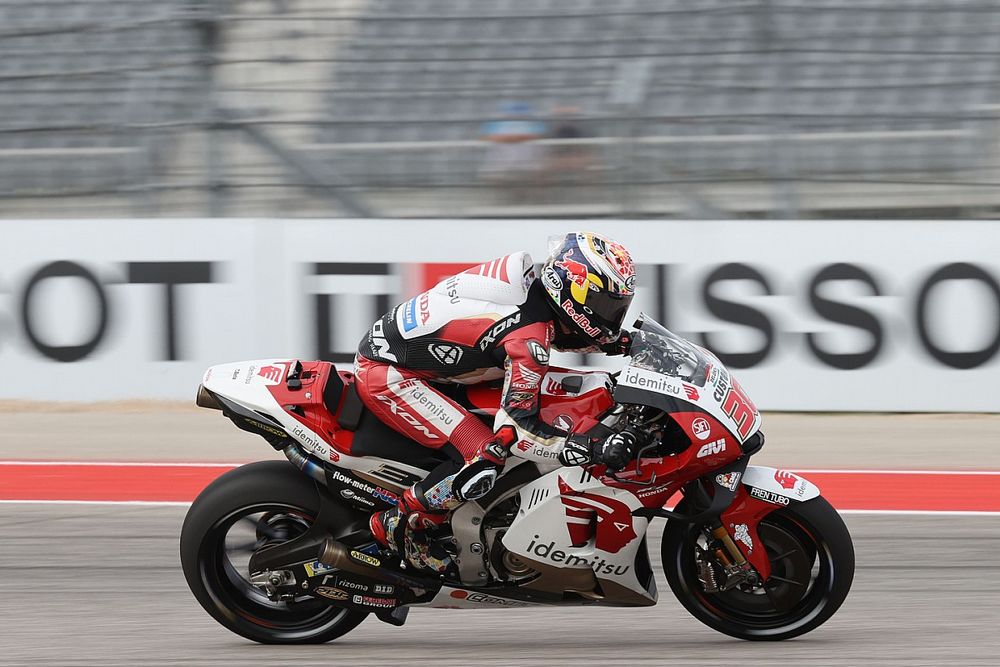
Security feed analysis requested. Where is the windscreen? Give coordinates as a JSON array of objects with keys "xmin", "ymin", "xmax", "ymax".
[{"xmin": 626, "ymin": 315, "xmax": 712, "ymax": 387}]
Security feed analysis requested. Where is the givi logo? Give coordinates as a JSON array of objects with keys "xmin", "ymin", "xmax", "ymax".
[
  {"xmin": 558, "ymin": 478, "xmax": 636, "ymax": 554},
  {"xmin": 696, "ymin": 438, "xmax": 726, "ymax": 458}
]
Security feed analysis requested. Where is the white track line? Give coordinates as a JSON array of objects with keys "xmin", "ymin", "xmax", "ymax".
[{"xmin": 1, "ymin": 500, "xmax": 998, "ymax": 516}]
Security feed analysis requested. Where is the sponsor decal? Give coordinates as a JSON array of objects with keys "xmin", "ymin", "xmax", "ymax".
[
  {"xmin": 774, "ymin": 470, "xmax": 798, "ymax": 490},
  {"xmin": 373, "ymin": 584, "xmax": 394, "ymax": 595},
  {"xmin": 291, "ymin": 424, "xmax": 328, "ymax": 455},
  {"xmin": 257, "ymin": 365, "xmax": 283, "ymax": 383},
  {"xmin": 526, "ymin": 442, "xmax": 559, "ymax": 462},
  {"xmin": 543, "ymin": 377, "xmax": 568, "ymax": 396},
  {"xmin": 449, "ymin": 590, "xmax": 530, "ymax": 607},
  {"xmin": 409, "ymin": 386, "xmax": 457, "ymax": 428},
  {"xmin": 352, "ymin": 594, "xmax": 395, "ymax": 609},
  {"xmin": 244, "ymin": 365, "xmax": 256, "ymax": 384},
  {"xmin": 715, "ymin": 471, "xmax": 741, "ymax": 491},
  {"xmin": 516, "ymin": 440, "xmax": 532, "ymax": 452},
  {"xmin": 370, "ymin": 319, "xmax": 398, "ymax": 362},
  {"xmin": 541, "ymin": 265, "xmax": 562, "ymax": 291},
  {"xmin": 203, "ymin": 368, "xmax": 213, "ymax": 382},
  {"xmin": 553, "ymin": 414, "xmax": 574, "ymax": 431},
  {"xmin": 621, "ymin": 368, "xmax": 681, "ymax": 396},
  {"xmin": 479, "ymin": 312, "xmax": 522, "ymax": 350},
  {"xmin": 330, "ymin": 469, "xmax": 399, "ymax": 506},
  {"xmin": 560, "ymin": 299, "xmax": 601, "ymax": 338},
  {"xmin": 733, "ymin": 523, "xmax": 754, "ymax": 551},
  {"xmin": 527, "ymin": 339, "xmax": 549, "ymax": 364},
  {"xmin": 231, "ymin": 368, "xmax": 240, "ymax": 380},
  {"xmin": 444, "ymin": 275, "xmax": 460, "ymax": 304},
  {"xmin": 314, "ymin": 586, "xmax": 350, "ymax": 601},
  {"xmin": 525, "ymin": 535, "xmax": 632, "ymax": 576},
  {"xmin": 350, "ymin": 550, "xmax": 381, "ymax": 567},
  {"xmin": 624, "ymin": 274, "xmax": 636, "ymax": 292},
  {"xmin": 335, "ymin": 578, "xmax": 370, "ymax": 592},
  {"xmin": 696, "ymin": 437, "xmax": 726, "ymax": 458},
  {"xmin": 418, "ymin": 292, "xmax": 430, "ymax": 324},
  {"xmin": 691, "ymin": 417, "xmax": 711, "ymax": 441},
  {"xmin": 749, "ymin": 486, "xmax": 790, "ymax": 505},
  {"xmin": 555, "ymin": 248, "xmax": 589, "ymax": 288},
  {"xmin": 303, "ymin": 561, "xmax": 336, "ymax": 577},
  {"xmin": 374, "ymin": 394, "xmax": 440, "ymax": 441},
  {"xmin": 558, "ymin": 477, "xmax": 636, "ymax": 554},
  {"xmin": 635, "ymin": 483, "xmax": 673, "ymax": 499},
  {"xmin": 516, "ymin": 363, "xmax": 542, "ymax": 385},
  {"xmin": 245, "ymin": 419, "xmax": 288, "ymax": 439},
  {"xmin": 683, "ymin": 384, "xmax": 700, "ymax": 401},
  {"xmin": 401, "ymin": 297, "xmax": 419, "ymax": 332},
  {"xmin": 428, "ymin": 342, "xmax": 463, "ymax": 366}
]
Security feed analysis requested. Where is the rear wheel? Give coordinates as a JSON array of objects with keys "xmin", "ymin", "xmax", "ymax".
[
  {"xmin": 661, "ymin": 495, "xmax": 854, "ymax": 641},
  {"xmin": 180, "ymin": 461, "xmax": 368, "ymax": 644}
]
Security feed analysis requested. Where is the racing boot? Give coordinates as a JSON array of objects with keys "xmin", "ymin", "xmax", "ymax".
[{"xmin": 369, "ymin": 488, "xmax": 455, "ymax": 573}]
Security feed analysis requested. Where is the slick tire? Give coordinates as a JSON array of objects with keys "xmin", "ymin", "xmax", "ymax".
[
  {"xmin": 180, "ymin": 460, "xmax": 368, "ymax": 644},
  {"xmin": 662, "ymin": 495, "xmax": 855, "ymax": 641}
]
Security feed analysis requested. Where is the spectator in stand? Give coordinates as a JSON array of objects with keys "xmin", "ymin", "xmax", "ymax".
[
  {"xmin": 544, "ymin": 105, "xmax": 595, "ymax": 183},
  {"xmin": 478, "ymin": 102, "xmax": 546, "ymax": 198}
]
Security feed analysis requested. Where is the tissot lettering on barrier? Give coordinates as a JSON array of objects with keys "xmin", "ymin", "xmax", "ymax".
[
  {"xmin": 1, "ymin": 219, "xmax": 998, "ymax": 409},
  {"xmin": 126, "ymin": 262, "xmax": 216, "ymax": 361},
  {"xmin": 313, "ymin": 263, "xmax": 392, "ymax": 364},
  {"xmin": 20, "ymin": 261, "xmax": 110, "ymax": 362}
]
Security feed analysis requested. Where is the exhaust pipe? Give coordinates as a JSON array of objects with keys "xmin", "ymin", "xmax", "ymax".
[
  {"xmin": 317, "ymin": 539, "xmax": 440, "ymax": 591},
  {"xmin": 195, "ymin": 385, "xmax": 222, "ymax": 410}
]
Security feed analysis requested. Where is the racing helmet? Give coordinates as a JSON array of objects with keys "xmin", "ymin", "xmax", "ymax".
[{"xmin": 540, "ymin": 232, "xmax": 636, "ymax": 345}]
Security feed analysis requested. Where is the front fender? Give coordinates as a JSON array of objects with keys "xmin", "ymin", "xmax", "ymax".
[
  {"xmin": 742, "ymin": 466, "xmax": 820, "ymax": 503},
  {"xmin": 717, "ymin": 467, "xmax": 822, "ymax": 582}
]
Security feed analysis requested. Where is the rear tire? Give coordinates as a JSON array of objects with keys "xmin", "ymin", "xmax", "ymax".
[
  {"xmin": 180, "ymin": 461, "xmax": 368, "ymax": 644},
  {"xmin": 661, "ymin": 495, "xmax": 854, "ymax": 641}
]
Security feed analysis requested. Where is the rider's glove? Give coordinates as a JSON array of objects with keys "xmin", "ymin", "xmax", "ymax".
[
  {"xmin": 599, "ymin": 330, "xmax": 633, "ymax": 356},
  {"xmin": 595, "ymin": 430, "xmax": 639, "ymax": 472},
  {"xmin": 558, "ymin": 434, "xmax": 595, "ymax": 467}
]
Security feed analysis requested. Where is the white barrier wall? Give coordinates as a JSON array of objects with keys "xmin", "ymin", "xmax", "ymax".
[{"xmin": 1, "ymin": 219, "xmax": 998, "ymax": 411}]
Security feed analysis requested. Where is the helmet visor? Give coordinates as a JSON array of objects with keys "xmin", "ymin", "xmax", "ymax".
[{"xmin": 583, "ymin": 289, "xmax": 633, "ymax": 342}]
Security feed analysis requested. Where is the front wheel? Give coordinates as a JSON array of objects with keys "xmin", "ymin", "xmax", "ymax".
[
  {"xmin": 180, "ymin": 461, "xmax": 368, "ymax": 644},
  {"xmin": 661, "ymin": 495, "xmax": 854, "ymax": 641}
]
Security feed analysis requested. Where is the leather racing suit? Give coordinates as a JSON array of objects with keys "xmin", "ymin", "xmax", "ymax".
[{"xmin": 354, "ymin": 252, "xmax": 624, "ymax": 570}]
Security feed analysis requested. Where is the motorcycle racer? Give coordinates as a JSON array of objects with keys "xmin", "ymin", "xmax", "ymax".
[{"xmin": 354, "ymin": 231, "xmax": 638, "ymax": 572}]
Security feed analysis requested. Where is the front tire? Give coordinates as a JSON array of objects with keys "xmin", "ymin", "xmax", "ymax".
[
  {"xmin": 662, "ymin": 495, "xmax": 854, "ymax": 641},
  {"xmin": 180, "ymin": 461, "xmax": 368, "ymax": 644}
]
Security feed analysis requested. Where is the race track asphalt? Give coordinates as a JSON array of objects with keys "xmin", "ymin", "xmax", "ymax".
[{"xmin": 1, "ymin": 507, "xmax": 997, "ymax": 667}]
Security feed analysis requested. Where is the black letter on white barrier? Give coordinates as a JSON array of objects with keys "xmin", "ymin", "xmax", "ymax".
[
  {"xmin": 806, "ymin": 263, "xmax": 883, "ymax": 370},
  {"xmin": 698, "ymin": 263, "xmax": 774, "ymax": 369},
  {"xmin": 126, "ymin": 262, "xmax": 215, "ymax": 361},
  {"xmin": 314, "ymin": 263, "xmax": 391, "ymax": 363},
  {"xmin": 20, "ymin": 261, "xmax": 109, "ymax": 362},
  {"xmin": 915, "ymin": 263, "xmax": 1000, "ymax": 369}
]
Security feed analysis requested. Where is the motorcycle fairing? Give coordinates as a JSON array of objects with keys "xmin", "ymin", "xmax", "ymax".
[
  {"xmin": 616, "ymin": 316, "xmax": 762, "ymax": 446},
  {"xmin": 200, "ymin": 359, "xmax": 432, "ymax": 490},
  {"xmin": 501, "ymin": 466, "xmax": 657, "ymax": 605}
]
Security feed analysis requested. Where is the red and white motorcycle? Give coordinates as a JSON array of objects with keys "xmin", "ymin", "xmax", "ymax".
[{"xmin": 180, "ymin": 315, "xmax": 854, "ymax": 643}]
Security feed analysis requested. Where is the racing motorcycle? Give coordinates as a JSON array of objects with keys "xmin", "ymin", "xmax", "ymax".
[{"xmin": 180, "ymin": 315, "xmax": 854, "ymax": 644}]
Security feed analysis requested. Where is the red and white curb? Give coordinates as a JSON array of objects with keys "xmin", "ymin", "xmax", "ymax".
[{"xmin": 1, "ymin": 461, "xmax": 999, "ymax": 515}]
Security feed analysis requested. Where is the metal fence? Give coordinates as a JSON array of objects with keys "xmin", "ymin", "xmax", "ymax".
[{"xmin": 4, "ymin": 0, "xmax": 1000, "ymax": 219}]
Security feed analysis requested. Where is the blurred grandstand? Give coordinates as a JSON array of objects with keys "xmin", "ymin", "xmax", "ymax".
[{"xmin": 4, "ymin": 0, "xmax": 1000, "ymax": 219}]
